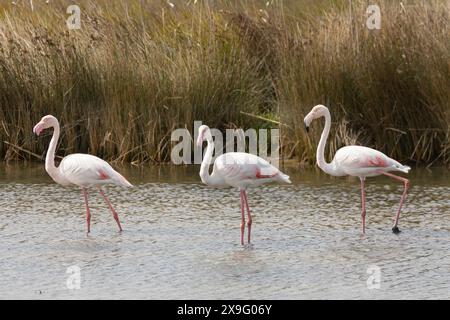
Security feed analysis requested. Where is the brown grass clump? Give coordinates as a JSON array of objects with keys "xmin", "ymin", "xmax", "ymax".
[{"xmin": 0, "ymin": 0, "xmax": 448, "ymax": 166}]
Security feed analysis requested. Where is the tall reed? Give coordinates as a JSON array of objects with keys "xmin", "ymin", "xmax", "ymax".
[{"xmin": 0, "ymin": 0, "xmax": 448, "ymax": 166}]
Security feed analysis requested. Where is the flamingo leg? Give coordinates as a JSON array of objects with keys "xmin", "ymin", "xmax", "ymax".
[
  {"xmin": 381, "ymin": 172, "xmax": 410, "ymax": 233},
  {"xmin": 82, "ymin": 188, "xmax": 91, "ymax": 233},
  {"xmin": 240, "ymin": 189, "xmax": 245, "ymax": 245},
  {"xmin": 360, "ymin": 177, "xmax": 366, "ymax": 234},
  {"xmin": 99, "ymin": 189, "xmax": 123, "ymax": 232},
  {"xmin": 243, "ymin": 190, "xmax": 253, "ymax": 244}
]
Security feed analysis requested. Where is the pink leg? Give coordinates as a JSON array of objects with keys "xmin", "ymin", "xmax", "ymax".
[
  {"xmin": 99, "ymin": 189, "xmax": 123, "ymax": 232},
  {"xmin": 83, "ymin": 188, "xmax": 91, "ymax": 233},
  {"xmin": 243, "ymin": 190, "xmax": 253, "ymax": 244},
  {"xmin": 382, "ymin": 172, "xmax": 410, "ymax": 233},
  {"xmin": 240, "ymin": 190, "xmax": 245, "ymax": 245},
  {"xmin": 360, "ymin": 177, "xmax": 366, "ymax": 234}
]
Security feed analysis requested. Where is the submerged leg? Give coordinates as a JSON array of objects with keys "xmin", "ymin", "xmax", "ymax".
[
  {"xmin": 243, "ymin": 190, "xmax": 253, "ymax": 244},
  {"xmin": 240, "ymin": 189, "xmax": 245, "ymax": 246},
  {"xmin": 360, "ymin": 177, "xmax": 366, "ymax": 235},
  {"xmin": 83, "ymin": 188, "xmax": 91, "ymax": 233},
  {"xmin": 381, "ymin": 172, "xmax": 410, "ymax": 234},
  {"xmin": 99, "ymin": 189, "xmax": 123, "ymax": 232}
]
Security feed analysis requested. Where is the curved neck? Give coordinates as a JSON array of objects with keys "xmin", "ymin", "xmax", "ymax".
[
  {"xmin": 316, "ymin": 110, "xmax": 335, "ymax": 175},
  {"xmin": 45, "ymin": 122, "xmax": 60, "ymax": 178},
  {"xmin": 199, "ymin": 135, "xmax": 217, "ymax": 185}
]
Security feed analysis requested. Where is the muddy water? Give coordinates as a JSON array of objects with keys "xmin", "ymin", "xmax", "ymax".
[{"xmin": 0, "ymin": 164, "xmax": 449, "ymax": 299}]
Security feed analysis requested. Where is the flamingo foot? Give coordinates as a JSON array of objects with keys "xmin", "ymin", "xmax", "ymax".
[{"xmin": 392, "ymin": 226, "xmax": 401, "ymax": 234}]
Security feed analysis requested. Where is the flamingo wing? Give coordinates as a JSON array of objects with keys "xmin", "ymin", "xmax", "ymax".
[
  {"xmin": 213, "ymin": 152, "xmax": 290, "ymax": 185},
  {"xmin": 59, "ymin": 154, "xmax": 132, "ymax": 187},
  {"xmin": 333, "ymin": 146, "xmax": 409, "ymax": 175}
]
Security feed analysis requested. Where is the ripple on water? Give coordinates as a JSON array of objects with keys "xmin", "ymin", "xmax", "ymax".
[{"xmin": 0, "ymin": 165, "xmax": 449, "ymax": 299}]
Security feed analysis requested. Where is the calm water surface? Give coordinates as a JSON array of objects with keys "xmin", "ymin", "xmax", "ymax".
[{"xmin": 0, "ymin": 164, "xmax": 449, "ymax": 299}]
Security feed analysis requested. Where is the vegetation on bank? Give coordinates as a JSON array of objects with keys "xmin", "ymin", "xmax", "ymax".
[{"xmin": 0, "ymin": 0, "xmax": 448, "ymax": 166}]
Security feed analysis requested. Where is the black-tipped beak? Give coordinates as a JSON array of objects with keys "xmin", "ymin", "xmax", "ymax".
[{"xmin": 304, "ymin": 122, "xmax": 309, "ymax": 133}]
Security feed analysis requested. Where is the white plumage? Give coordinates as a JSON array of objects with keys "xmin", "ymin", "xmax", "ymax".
[
  {"xmin": 59, "ymin": 154, "xmax": 133, "ymax": 187},
  {"xmin": 304, "ymin": 105, "xmax": 410, "ymax": 234},
  {"xmin": 330, "ymin": 146, "xmax": 411, "ymax": 177},
  {"xmin": 197, "ymin": 125, "xmax": 291, "ymax": 245},
  {"xmin": 33, "ymin": 115, "xmax": 132, "ymax": 233},
  {"xmin": 209, "ymin": 152, "xmax": 291, "ymax": 189}
]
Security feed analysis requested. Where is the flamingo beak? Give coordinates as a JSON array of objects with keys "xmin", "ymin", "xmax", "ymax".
[
  {"xmin": 33, "ymin": 122, "xmax": 45, "ymax": 136},
  {"xmin": 304, "ymin": 121, "xmax": 309, "ymax": 133}
]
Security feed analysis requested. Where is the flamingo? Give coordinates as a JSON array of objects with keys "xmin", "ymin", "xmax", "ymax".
[
  {"xmin": 196, "ymin": 125, "xmax": 291, "ymax": 245},
  {"xmin": 303, "ymin": 105, "xmax": 411, "ymax": 234},
  {"xmin": 33, "ymin": 115, "xmax": 133, "ymax": 233}
]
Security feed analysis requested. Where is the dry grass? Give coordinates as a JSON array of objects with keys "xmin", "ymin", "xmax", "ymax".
[
  {"xmin": 0, "ymin": 0, "xmax": 448, "ymax": 166},
  {"xmin": 276, "ymin": 0, "xmax": 450, "ymax": 166}
]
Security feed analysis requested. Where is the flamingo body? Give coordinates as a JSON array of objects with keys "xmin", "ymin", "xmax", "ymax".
[
  {"xmin": 58, "ymin": 153, "xmax": 132, "ymax": 188},
  {"xmin": 304, "ymin": 105, "xmax": 410, "ymax": 234},
  {"xmin": 330, "ymin": 146, "xmax": 411, "ymax": 177},
  {"xmin": 33, "ymin": 115, "xmax": 132, "ymax": 233},
  {"xmin": 209, "ymin": 152, "xmax": 291, "ymax": 189},
  {"xmin": 197, "ymin": 125, "xmax": 291, "ymax": 245}
]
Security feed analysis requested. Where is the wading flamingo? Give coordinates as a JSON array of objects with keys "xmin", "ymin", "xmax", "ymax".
[
  {"xmin": 197, "ymin": 125, "xmax": 291, "ymax": 245},
  {"xmin": 33, "ymin": 115, "xmax": 132, "ymax": 233},
  {"xmin": 304, "ymin": 105, "xmax": 410, "ymax": 234}
]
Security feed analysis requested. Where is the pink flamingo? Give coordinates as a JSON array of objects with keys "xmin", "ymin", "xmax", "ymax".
[
  {"xmin": 197, "ymin": 125, "xmax": 291, "ymax": 245},
  {"xmin": 33, "ymin": 115, "xmax": 133, "ymax": 233},
  {"xmin": 304, "ymin": 105, "xmax": 411, "ymax": 234}
]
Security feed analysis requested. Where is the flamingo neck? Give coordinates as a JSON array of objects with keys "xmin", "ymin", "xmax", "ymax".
[
  {"xmin": 199, "ymin": 134, "xmax": 214, "ymax": 184},
  {"xmin": 316, "ymin": 109, "xmax": 335, "ymax": 175},
  {"xmin": 45, "ymin": 122, "xmax": 61, "ymax": 180},
  {"xmin": 199, "ymin": 133, "xmax": 222, "ymax": 186}
]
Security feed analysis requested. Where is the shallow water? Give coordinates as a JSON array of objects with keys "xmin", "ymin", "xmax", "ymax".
[{"xmin": 0, "ymin": 164, "xmax": 449, "ymax": 299}]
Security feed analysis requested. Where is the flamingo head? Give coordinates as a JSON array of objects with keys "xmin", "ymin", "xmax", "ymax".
[
  {"xmin": 304, "ymin": 104, "xmax": 328, "ymax": 132},
  {"xmin": 196, "ymin": 125, "xmax": 210, "ymax": 147},
  {"xmin": 33, "ymin": 115, "xmax": 57, "ymax": 136}
]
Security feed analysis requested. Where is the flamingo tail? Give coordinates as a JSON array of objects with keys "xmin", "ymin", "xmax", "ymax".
[
  {"xmin": 278, "ymin": 173, "xmax": 291, "ymax": 183},
  {"xmin": 397, "ymin": 165, "xmax": 411, "ymax": 174},
  {"xmin": 113, "ymin": 171, "xmax": 133, "ymax": 187}
]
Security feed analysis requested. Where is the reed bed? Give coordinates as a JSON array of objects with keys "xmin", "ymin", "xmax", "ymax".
[{"xmin": 0, "ymin": 0, "xmax": 448, "ymax": 166}]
